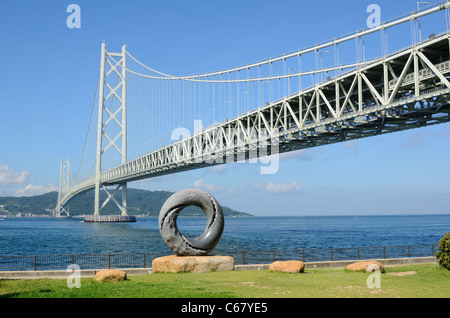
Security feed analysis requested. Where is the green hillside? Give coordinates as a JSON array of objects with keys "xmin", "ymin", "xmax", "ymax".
[{"xmin": 0, "ymin": 188, "xmax": 252, "ymax": 217}]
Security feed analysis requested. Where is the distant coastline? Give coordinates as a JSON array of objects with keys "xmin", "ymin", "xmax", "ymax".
[{"xmin": 0, "ymin": 188, "xmax": 253, "ymax": 217}]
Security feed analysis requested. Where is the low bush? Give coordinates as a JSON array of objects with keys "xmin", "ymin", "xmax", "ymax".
[{"xmin": 436, "ymin": 232, "xmax": 450, "ymax": 270}]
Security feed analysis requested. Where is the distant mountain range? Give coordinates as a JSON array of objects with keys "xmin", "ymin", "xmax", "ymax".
[{"xmin": 0, "ymin": 188, "xmax": 252, "ymax": 217}]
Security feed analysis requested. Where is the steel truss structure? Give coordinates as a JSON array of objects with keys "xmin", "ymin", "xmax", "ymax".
[
  {"xmin": 55, "ymin": 159, "xmax": 71, "ymax": 216},
  {"xmin": 101, "ymin": 33, "xmax": 450, "ymax": 182},
  {"xmin": 57, "ymin": 3, "xmax": 450, "ymax": 213},
  {"xmin": 92, "ymin": 43, "xmax": 129, "ymax": 216}
]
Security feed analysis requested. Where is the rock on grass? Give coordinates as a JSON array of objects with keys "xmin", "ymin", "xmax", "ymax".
[
  {"xmin": 345, "ymin": 261, "xmax": 385, "ymax": 273},
  {"xmin": 269, "ymin": 260, "xmax": 305, "ymax": 273},
  {"xmin": 93, "ymin": 269, "xmax": 127, "ymax": 282}
]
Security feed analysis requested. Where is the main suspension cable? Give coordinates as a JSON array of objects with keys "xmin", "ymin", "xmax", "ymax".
[{"xmin": 75, "ymin": 67, "xmax": 100, "ymax": 183}]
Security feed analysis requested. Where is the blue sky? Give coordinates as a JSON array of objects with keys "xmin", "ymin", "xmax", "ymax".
[{"xmin": 0, "ymin": 0, "xmax": 450, "ymax": 216}]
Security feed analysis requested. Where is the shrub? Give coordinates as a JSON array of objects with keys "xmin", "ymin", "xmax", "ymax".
[{"xmin": 436, "ymin": 232, "xmax": 450, "ymax": 270}]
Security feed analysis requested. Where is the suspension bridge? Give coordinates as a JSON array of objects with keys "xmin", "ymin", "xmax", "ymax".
[{"xmin": 55, "ymin": 2, "xmax": 450, "ymax": 220}]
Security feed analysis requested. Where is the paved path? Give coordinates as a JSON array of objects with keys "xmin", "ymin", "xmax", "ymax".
[{"xmin": 0, "ymin": 256, "xmax": 437, "ymax": 280}]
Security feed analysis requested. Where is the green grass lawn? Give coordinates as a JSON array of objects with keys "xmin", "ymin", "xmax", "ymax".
[{"xmin": 0, "ymin": 263, "xmax": 449, "ymax": 298}]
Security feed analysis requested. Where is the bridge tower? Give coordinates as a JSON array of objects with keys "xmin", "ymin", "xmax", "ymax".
[
  {"xmin": 93, "ymin": 42, "xmax": 128, "ymax": 217},
  {"xmin": 55, "ymin": 158, "xmax": 71, "ymax": 217}
]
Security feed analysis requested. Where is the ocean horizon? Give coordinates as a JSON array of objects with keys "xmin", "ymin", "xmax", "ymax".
[{"xmin": 0, "ymin": 214, "xmax": 449, "ymax": 257}]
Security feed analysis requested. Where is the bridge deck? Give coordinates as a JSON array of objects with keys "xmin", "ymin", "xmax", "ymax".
[{"xmin": 60, "ymin": 33, "xmax": 450, "ymax": 207}]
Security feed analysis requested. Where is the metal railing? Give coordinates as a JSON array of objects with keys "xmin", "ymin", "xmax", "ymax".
[
  {"xmin": 224, "ymin": 244, "xmax": 439, "ymax": 265},
  {"xmin": 0, "ymin": 244, "xmax": 438, "ymax": 271}
]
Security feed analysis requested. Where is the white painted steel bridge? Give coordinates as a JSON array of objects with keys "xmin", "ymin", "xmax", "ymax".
[{"xmin": 56, "ymin": 2, "xmax": 450, "ymax": 217}]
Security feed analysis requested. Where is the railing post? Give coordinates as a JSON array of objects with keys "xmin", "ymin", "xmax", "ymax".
[{"xmin": 8, "ymin": 243, "xmax": 446, "ymax": 271}]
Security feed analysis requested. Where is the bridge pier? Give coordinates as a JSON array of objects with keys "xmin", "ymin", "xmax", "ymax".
[
  {"xmin": 59, "ymin": 4, "xmax": 450, "ymax": 225},
  {"xmin": 84, "ymin": 215, "xmax": 136, "ymax": 222}
]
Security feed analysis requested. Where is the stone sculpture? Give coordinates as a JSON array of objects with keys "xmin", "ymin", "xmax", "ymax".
[{"xmin": 159, "ymin": 188, "xmax": 224, "ymax": 256}]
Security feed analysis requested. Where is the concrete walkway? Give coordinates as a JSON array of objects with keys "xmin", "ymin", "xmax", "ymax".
[{"xmin": 0, "ymin": 256, "xmax": 437, "ymax": 280}]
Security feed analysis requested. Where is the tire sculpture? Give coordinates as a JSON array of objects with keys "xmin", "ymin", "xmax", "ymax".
[{"xmin": 159, "ymin": 189, "xmax": 225, "ymax": 256}]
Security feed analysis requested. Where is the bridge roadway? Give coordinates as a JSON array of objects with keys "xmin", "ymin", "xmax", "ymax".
[{"xmin": 60, "ymin": 33, "xmax": 450, "ymax": 207}]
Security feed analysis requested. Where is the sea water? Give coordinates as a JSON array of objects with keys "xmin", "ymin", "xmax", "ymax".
[{"xmin": 0, "ymin": 214, "xmax": 449, "ymax": 256}]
